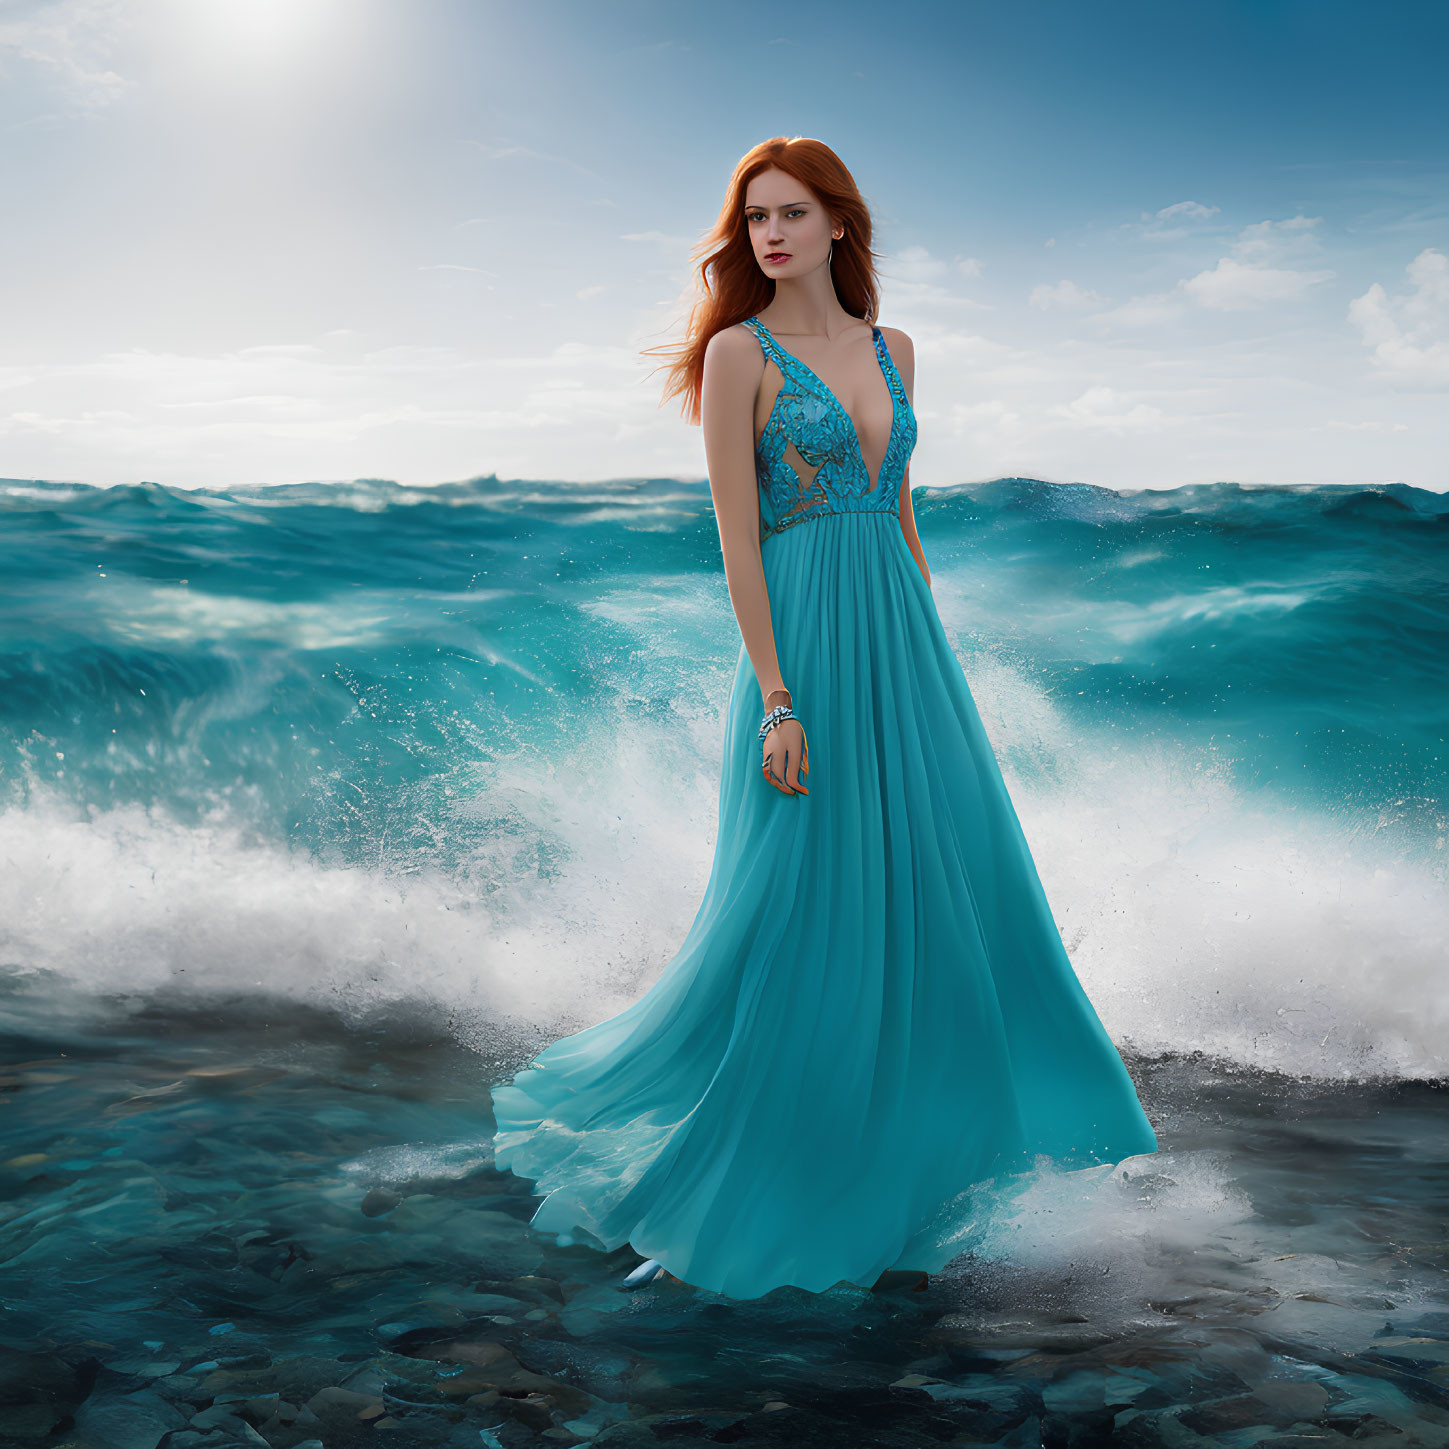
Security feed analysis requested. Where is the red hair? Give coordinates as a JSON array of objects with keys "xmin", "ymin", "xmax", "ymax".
[{"xmin": 641, "ymin": 136, "xmax": 883, "ymax": 426}]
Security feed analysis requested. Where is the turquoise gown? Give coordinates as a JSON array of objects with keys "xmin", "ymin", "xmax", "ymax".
[{"xmin": 489, "ymin": 313, "xmax": 1158, "ymax": 1299}]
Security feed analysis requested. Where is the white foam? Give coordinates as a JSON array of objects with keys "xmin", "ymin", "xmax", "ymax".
[
  {"xmin": 0, "ymin": 651, "xmax": 1443, "ymax": 1083},
  {"xmin": 958, "ymin": 651, "xmax": 1448, "ymax": 1081}
]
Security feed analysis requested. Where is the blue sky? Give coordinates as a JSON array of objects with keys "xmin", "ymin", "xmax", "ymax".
[{"xmin": 1, "ymin": 0, "xmax": 1445, "ymax": 491}]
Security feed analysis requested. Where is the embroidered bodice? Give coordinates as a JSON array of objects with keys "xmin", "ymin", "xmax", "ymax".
[{"xmin": 741, "ymin": 314, "xmax": 918, "ymax": 543}]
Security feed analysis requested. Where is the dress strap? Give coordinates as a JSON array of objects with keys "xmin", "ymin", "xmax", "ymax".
[
  {"xmin": 741, "ymin": 315, "xmax": 835, "ymax": 405},
  {"xmin": 741, "ymin": 315, "xmax": 789, "ymax": 373},
  {"xmin": 871, "ymin": 326, "xmax": 910, "ymax": 409},
  {"xmin": 747, "ymin": 316, "xmax": 902, "ymax": 397}
]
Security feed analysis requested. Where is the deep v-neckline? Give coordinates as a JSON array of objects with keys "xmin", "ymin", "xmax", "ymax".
[{"xmin": 748, "ymin": 316, "xmax": 899, "ymax": 494}]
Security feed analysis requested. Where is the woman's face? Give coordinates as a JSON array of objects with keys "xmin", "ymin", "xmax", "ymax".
[{"xmin": 743, "ymin": 168, "xmax": 835, "ymax": 279}]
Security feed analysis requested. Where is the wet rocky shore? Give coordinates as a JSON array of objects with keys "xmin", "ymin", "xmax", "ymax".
[{"xmin": 3, "ymin": 988, "xmax": 1446, "ymax": 1447}]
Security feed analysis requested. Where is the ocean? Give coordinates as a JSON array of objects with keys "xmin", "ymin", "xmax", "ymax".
[{"xmin": 2, "ymin": 473, "xmax": 1446, "ymax": 1445}]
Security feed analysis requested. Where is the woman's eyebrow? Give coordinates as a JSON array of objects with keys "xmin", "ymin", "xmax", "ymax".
[{"xmin": 745, "ymin": 201, "xmax": 811, "ymax": 209}]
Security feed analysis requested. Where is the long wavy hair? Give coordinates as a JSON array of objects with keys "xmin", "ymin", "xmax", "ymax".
[{"xmin": 642, "ymin": 136, "xmax": 882, "ymax": 426}]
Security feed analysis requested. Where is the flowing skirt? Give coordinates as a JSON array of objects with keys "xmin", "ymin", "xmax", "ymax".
[{"xmin": 489, "ymin": 509, "xmax": 1158, "ymax": 1299}]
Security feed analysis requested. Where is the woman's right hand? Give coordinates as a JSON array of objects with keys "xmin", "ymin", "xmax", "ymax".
[{"xmin": 762, "ymin": 717, "xmax": 809, "ymax": 795}]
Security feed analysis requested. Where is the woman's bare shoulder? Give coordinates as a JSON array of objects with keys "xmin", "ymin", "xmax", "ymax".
[
  {"xmin": 876, "ymin": 323, "xmax": 915, "ymax": 357},
  {"xmin": 705, "ymin": 319, "xmax": 764, "ymax": 360},
  {"xmin": 702, "ymin": 320, "xmax": 766, "ymax": 393}
]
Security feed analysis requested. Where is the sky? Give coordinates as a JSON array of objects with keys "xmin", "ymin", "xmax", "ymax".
[{"xmin": 0, "ymin": 0, "xmax": 1445, "ymax": 493}]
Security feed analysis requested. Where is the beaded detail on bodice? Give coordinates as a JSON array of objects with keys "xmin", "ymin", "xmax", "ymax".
[{"xmin": 741, "ymin": 314, "xmax": 918, "ymax": 544}]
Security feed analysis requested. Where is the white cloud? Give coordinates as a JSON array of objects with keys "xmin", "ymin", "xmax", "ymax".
[
  {"xmin": 1156, "ymin": 201, "xmax": 1219, "ymax": 223},
  {"xmin": 1048, "ymin": 385, "xmax": 1174, "ymax": 434},
  {"xmin": 1119, "ymin": 199, "xmax": 1223, "ymax": 243},
  {"xmin": 1097, "ymin": 213, "xmax": 1337, "ymax": 322},
  {"xmin": 946, "ymin": 397, "xmax": 1022, "ymax": 434},
  {"xmin": 1232, "ymin": 214, "xmax": 1323, "ymax": 266},
  {"xmin": 1086, "ymin": 292, "xmax": 1184, "ymax": 328},
  {"xmin": 0, "ymin": 332, "xmax": 670, "ymax": 486},
  {"xmin": 1348, "ymin": 247, "xmax": 1449, "ymax": 389},
  {"xmin": 885, "ymin": 246, "xmax": 977, "ymax": 283},
  {"xmin": 878, "ymin": 247, "xmax": 994, "ymax": 315},
  {"xmin": 1030, "ymin": 279, "xmax": 1107, "ymax": 311},
  {"xmin": 889, "ymin": 245, "xmax": 955, "ymax": 282},
  {"xmin": 0, "ymin": 0, "xmax": 132, "ymax": 112},
  {"xmin": 1177, "ymin": 214, "xmax": 1336, "ymax": 309},
  {"xmin": 1181, "ymin": 255, "xmax": 1337, "ymax": 310}
]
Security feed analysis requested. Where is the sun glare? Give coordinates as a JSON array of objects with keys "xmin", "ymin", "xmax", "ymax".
[{"xmin": 165, "ymin": 0, "xmax": 348, "ymax": 67}]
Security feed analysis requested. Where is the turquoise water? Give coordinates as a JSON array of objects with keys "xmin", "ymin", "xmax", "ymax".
[{"xmin": 2, "ymin": 473, "xmax": 1447, "ymax": 1444}]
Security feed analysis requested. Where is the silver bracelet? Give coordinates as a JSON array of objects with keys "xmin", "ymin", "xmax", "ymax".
[{"xmin": 758, "ymin": 703, "xmax": 797, "ymax": 741}]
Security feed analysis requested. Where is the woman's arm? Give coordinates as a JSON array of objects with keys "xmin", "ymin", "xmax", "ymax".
[
  {"xmin": 883, "ymin": 327, "xmax": 931, "ymax": 589},
  {"xmin": 899, "ymin": 464, "xmax": 930, "ymax": 588},
  {"xmin": 700, "ymin": 325, "xmax": 790, "ymax": 708}
]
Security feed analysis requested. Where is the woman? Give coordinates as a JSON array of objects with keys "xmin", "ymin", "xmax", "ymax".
[{"xmin": 489, "ymin": 136, "xmax": 1158, "ymax": 1300}]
